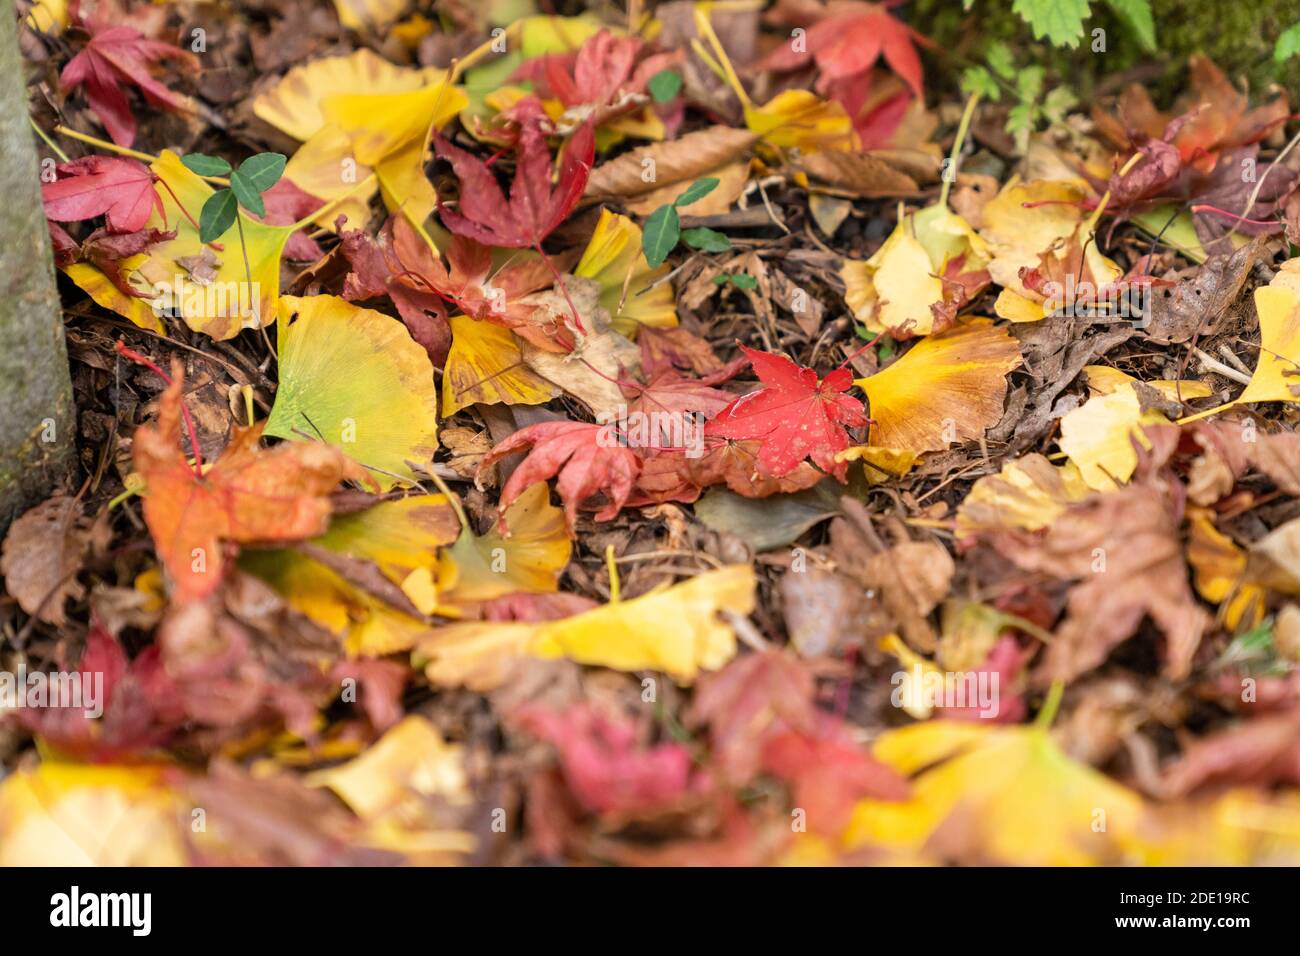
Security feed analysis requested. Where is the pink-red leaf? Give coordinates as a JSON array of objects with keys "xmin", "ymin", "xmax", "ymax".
[{"xmin": 41, "ymin": 156, "xmax": 164, "ymax": 234}]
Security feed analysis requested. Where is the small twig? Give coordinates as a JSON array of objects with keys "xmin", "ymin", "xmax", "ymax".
[{"xmin": 1193, "ymin": 346, "xmax": 1253, "ymax": 386}]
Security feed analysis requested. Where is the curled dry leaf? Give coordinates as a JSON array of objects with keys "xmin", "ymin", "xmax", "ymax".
[{"xmin": 1, "ymin": 496, "xmax": 109, "ymax": 626}]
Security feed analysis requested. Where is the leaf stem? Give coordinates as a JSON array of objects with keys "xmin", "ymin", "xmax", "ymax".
[
  {"xmin": 1034, "ymin": 679, "xmax": 1065, "ymax": 730},
  {"xmin": 939, "ymin": 92, "xmax": 980, "ymax": 210},
  {"xmin": 29, "ymin": 117, "xmax": 69, "ymax": 162},
  {"xmin": 114, "ymin": 341, "xmax": 205, "ymax": 477}
]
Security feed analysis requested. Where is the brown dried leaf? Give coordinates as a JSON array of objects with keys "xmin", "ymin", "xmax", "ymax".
[{"xmin": 1, "ymin": 496, "xmax": 109, "ymax": 626}]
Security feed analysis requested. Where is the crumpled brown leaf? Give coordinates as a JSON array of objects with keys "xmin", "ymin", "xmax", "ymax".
[
  {"xmin": 993, "ymin": 479, "xmax": 1210, "ymax": 685},
  {"xmin": 1, "ymin": 495, "xmax": 110, "ymax": 626}
]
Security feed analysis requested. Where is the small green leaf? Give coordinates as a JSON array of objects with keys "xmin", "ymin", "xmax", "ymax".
[
  {"xmin": 236, "ymin": 152, "xmax": 287, "ymax": 195},
  {"xmin": 1105, "ymin": 0, "xmax": 1157, "ymax": 53},
  {"xmin": 1012, "ymin": 0, "xmax": 1090, "ymax": 49},
  {"xmin": 198, "ymin": 189, "xmax": 237, "ymax": 244},
  {"xmin": 1276, "ymin": 23, "xmax": 1300, "ymax": 63},
  {"xmin": 642, "ymin": 205, "xmax": 681, "ymax": 268},
  {"xmin": 729, "ymin": 274, "xmax": 757, "ymax": 290},
  {"xmin": 986, "ymin": 42, "xmax": 1017, "ymax": 80},
  {"xmin": 1016, "ymin": 65, "xmax": 1045, "ymax": 101},
  {"xmin": 229, "ymin": 169, "xmax": 265, "ymax": 217},
  {"xmin": 673, "ymin": 177, "xmax": 720, "ymax": 208},
  {"xmin": 181, "ymin": 153, "xmax": 232, "ymax": 177},
  {"xmin": 647, "ymin": 70, "xmax": 683, "ymax": 103},
  {"xmin": 960, "ymin": 66, "xmax": 1001, "ymax": 102},
  {"xmin": 681, "ymin": 227, "xmax": 732, "ymax": 253}
]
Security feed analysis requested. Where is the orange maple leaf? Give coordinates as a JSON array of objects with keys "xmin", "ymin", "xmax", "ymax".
[{"xmin": 130, "ymin": 355, "xmax": 371, "ymax": 602}]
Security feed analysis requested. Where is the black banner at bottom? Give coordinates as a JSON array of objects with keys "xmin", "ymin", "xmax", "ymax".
[{"xmin": 0, "ymin": 866, "xmax": 1284, "ymax": 943}]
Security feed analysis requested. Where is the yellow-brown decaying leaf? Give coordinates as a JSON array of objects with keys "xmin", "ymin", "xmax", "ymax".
[
  {"xmin": 1187, "ymin": 508, "xmax": 1266, "ymax": 630},
  {"xmin": 442, "ymin": 314, "xmax": 560, "ymax": 417},
  {"xmin": 1060, "ymin": 368, "xmax": 1212, "ymax": 490},
  {"xmin": 954, "ymin": 454, "xmax": 1091, "ymax": 538},
  {"xmin": 856, "ymin": 320, "xmax": 1022, "ymax": 454},
  {"xmin": 583, "ymin": 126, "xmax": 759, "ymax": 205}
]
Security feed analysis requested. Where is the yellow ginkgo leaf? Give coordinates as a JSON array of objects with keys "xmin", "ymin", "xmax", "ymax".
[
  {"xmin": 954, "ymin": 453, "xmax": 1090, "ymax": 538},
  {"xmin": 322, "ymin": 78, "xmax": 468, "ymax": 227},
  {"xmin": 1234, "ymin": 278, "xmax": 1300, "ymax": 407},
  {"xmin": 417, "ymin": 565, "xmax": 755, "ymax": 688},
  {"xmin": 119, "ymin": 151, "xmax": 293, "ymax": 340},
  {"xmin": 306, "ymin": 716, "xmax": 469, "ymax": 818},
  {"xmin": 991, "ymin": 224, "xmax": 1124, "ymax": 324},
  {"xmin": 1130, "ymin": 788, "xmax": 1300, "ymax": 865},
  {"xmin": 857, "ymin": 319, "xmax": 1022, "ymax": 454},
  {"xmin": 1187, "ymin": 508, "xmax": 1266, "ymax": 631},
  {"xmin": 842, "ymin": 203, "xmax": 990, "ymax": 337},
  {"xmin": 439, "ymin": 482, "xmax": 571, "ymax": 603},
  {"xmin": 304, "ymin": 715, "xmax": 475, "ymax": 864},
  {"xmin": 1059, "ymin": 368, "xmax": 1212, "ymax": 490},
  {"xmin": 252, "ymin": 49, "xmax": 429, "ymax": 143},
  {"xmin": 332, "ymin": 0, "xmax": 410, "ymax": 33},
  {"xmin": 64, "ymin": 257, "xmax": 164, "ymax": 334},
  {"xmin": 282, "ymin": 125, "xmax": 378, "ymax": 231},
  {"xmin": 25, "ymin": 0, "xmax": 68, "ymax": 34},
  {"xmin": 979, "ymin": 176, "xmax": 1090, "ymax": 293},
  {"xmin": 530, "ymin": 564, "xmax": 754, "ymax": 682},
  {"xmin": 267, "ymin": 295, "xmax": 439, "ymax": 490},
  {"xmin": 0, "ymin": 762, "xmax": 187, "ymax": 866},
  {"xmin": 1180, "ymin": 262, "xmax": 1300, "ymax": 424},
  {"xmin": 843, "ymin": 716, "xmax": 1144, "ymax": 865},
  {"xmin": 574, "ymin": 208, "xmax": 678, "ymax": 338},
  {"xmin": 241, "ymin": 547, "xmax": 436, "ymax": 657},
  {"xmin": 835, "ymin": 445, "xmax": 918, "ymax": 484},
  {"xmin": 313, "ymin": 494, "xmax": 460, "ymax": 613},
  {"xmin": 442, "ymin": 314, "xmax": 560, "ymax": 416},
  {"xmin": 744, "ymin": 90, "xmax": 858, "ymax": 155}
]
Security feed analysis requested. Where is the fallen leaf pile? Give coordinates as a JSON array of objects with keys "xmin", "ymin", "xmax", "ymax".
[{"xmin": 9, "ymin": 0, "xmax": 1300, "ymax": 867}]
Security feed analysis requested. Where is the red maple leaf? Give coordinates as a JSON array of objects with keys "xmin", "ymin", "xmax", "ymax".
[
  {"xmin": 338, "ymin": 215, "xmax": 451, "ymax": 364},
  {"xmin": 479, "ymin": 421, "xmax": 642, "ymax": 530},
  {"xmin": 432, "ymin": 99, "xmax": 595, "ymax": 250},
  {"xmin": 762, "ymin": 0, "xmax": 925, "ymax": 144},
  {"xmin": 761, "ymin": 716, "xmax": 909, "ymax": 833},
  {"xmin": 704, "ymin": 346, "xmax": 868, "ymax": 480},
  {"xmin": 60, "ymin": 21, "xmax": 199, "ymax": 147},
  {"xmin": 41, "ymin": 156, "xmax": 164, "ymax": 234},
  {"xmin": 513, "ymin": 703, "xmax": 694, "ymax": 815},
  {"xmin": 509, "ymin": 29, "xmax": 683, "ymax": 133},
  {"xmin": 20, "ymin": 621, "xmax": 182, "ymax": 761}
]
